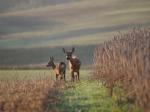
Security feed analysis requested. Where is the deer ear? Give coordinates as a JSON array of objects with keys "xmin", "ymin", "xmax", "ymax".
[
  {"xmin": 62, "ymin": 48, "xmax": 66, "ymax": 53},
  {"xmin": 51, "ymin": 56, "xmax": 54, "ymax": 61},
  {"xmin": 49, "ymin": 57, "xmax": 51, "ymax": 60},
  {"xmin": 72, "ymin": 47, "xmax": 75, "ymax": 53}
]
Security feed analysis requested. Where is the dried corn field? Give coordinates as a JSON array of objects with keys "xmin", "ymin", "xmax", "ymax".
[
  {"xmin": 0, "ymin": 77, "xmax": 60, "ymax": 112},
  {"xmin": 93, "ymin": 28, "xmax": 150, "ymax": 112}
]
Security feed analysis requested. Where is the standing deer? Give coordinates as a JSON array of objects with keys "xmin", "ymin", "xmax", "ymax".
[
  {"xmin": 46, "ymin": 56, "xmax": 66, "ymax": 81},
  {"xmin": 62, "ymin": 47, "xmax": 81, "ymax": 82}
]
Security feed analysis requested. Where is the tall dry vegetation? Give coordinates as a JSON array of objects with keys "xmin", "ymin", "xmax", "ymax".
[
  {"xmin": 93, "ymin": 28, "xmax": 150, "ymax": 112},
  {"xmin": 0, "ymin": 78, "xmax": 61, "ymax": 112}
]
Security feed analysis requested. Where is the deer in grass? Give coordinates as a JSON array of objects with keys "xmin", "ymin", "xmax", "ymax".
[
  {"xmin": 46, "ymin": 56, "xmax": 66, "ymax": 81},
  {"xmin": 62, "ymin": 47, "xmax": 81, "ymax": 82}
]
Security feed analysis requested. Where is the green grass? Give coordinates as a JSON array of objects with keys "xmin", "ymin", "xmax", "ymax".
[
  {"xmin": 0, "ymin": 69, "xmax": 91, "ymax": 81},
  {"xmin": 0, "ymin": 70, "xmax": 52, "ymax": 80},
  {"xmin": 55, "ymin": 80, "xmax": 141, "ymax": 112},
  {"xmin": 56, "ymin": 80, "xmax": 115, "ymax": 112}
]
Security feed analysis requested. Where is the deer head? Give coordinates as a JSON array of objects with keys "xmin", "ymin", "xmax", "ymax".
[
  {"xmin": 63, "ymin": 47, "xmax": 75, "ymax": 60},
  {"xmin": 46, "ymin": 56, "xmax": 54, "ymax": 67}
]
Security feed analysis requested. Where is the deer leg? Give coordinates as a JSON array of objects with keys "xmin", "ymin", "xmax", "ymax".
[
  {"xmin": 74, "ymin": 74, "xmax": 76, "ymax": 81},
  {"xmin": 75, "ymin": 74, "xmax": 76, "ymax": 81},
  {"xmin": 76, "ymin": 74, "xmax": 78, "ymax": 81},
  {"xmin": 56, "ymin": 74, "xmax": 58, "ymax": 81},
  {"xmin": 77, "ymin": 71, "xmax": 80, "ymax": 81},
  {"xmin": 71, "ymin": 71, "xmax": 74, "ymax": 82},
  {"xmin": 60, "ymin": 75, "xmax": 63, "ymax": 80},
  {"xmin": 75, "ymin": 73, "xmax": 78, "ymax": 81},
  {"xmin": 64, "ymin": 71, "xmax": 66, "ymax": 81}
]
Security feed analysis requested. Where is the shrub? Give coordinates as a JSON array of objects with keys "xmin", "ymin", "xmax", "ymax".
[{"xmin": 93, "ymin": 28, "xmax": 150, "ymax": 112}]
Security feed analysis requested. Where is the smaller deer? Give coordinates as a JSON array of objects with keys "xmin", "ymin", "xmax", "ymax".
[
  {"xmin": 63, "ymin": 47, "xmax": 81, "ymax": 82},
  {"xmin": 46, "ymin": 56, "xmax": 66, "ymax": 81}
]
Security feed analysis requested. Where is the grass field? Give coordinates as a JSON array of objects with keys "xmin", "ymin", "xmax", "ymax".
[
  {"xmin": 0, "ymin": 69, "xmax": 142, "ymax": 112},
  {"xmin": 0, "ymin": 70, "xmax": 52, "ymax": 80},
  {"xmin": 0, "ymin": 69, "xmax": 91, "ymax": 81}
]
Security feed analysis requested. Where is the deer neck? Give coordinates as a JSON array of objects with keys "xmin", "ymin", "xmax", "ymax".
[
  {"xmin": 68, "ymin": 57, "xmax": 74, "ymax": 64},
  {"xmin": 68, "ymin": 57, "xmax": 75, "ymax": 70},
  {"xmin": 51, "ymin": 62, "xmax": 56, "ymax": 70}
]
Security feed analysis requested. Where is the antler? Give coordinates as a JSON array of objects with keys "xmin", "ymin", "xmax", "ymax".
[
  {"xmin": 49, "ymin": 56, "xmax": 54, "ymax": 61},
  {"xmin": 62, "ymin": 48, "xmax": 66, "ymax": 53},
  {"xmin": 72, "ymin": 47, "xmax": 75, "ymax": 53}
]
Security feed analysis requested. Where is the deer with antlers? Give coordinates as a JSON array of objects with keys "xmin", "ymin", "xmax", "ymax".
[
  {"xmin": 63, "ymin": 47, "xmax": 81, "ymax": 82},
  {"xmin": 46, "ymin": 56, "xmax": 66, "ymax": 81}
]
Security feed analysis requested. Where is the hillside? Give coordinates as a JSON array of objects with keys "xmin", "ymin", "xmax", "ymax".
[
  {"xmin": 0, "ymin": 0, "xmax": 150, "ymax": 67},
  {"xmin": 0, "ymin": 0, "xmax": 150, "ymax": 48},
  {"xmin": 0, "ymin": 45, "xmax": 95, "ymax": 68},
  {"xmin": 0, "ymin": 0, "xmax": 75, "ymax": 13}
]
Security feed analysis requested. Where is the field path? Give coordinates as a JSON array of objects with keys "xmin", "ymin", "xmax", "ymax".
[
  {"xmin": 56, "ymin": 80, "xmax": 115, "ymax": 112},
  {"xmin": 45, "ymin": 78, "xmax": 121, "ymax": 112}
]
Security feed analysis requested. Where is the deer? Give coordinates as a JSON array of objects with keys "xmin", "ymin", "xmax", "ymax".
[
  {"xmin": 46, "ymin": 56, "xmax": 66, "ymax": 81},
  {"xmin": 62, "ymin": 47, "xmax": 81, "ymax": 82}
]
